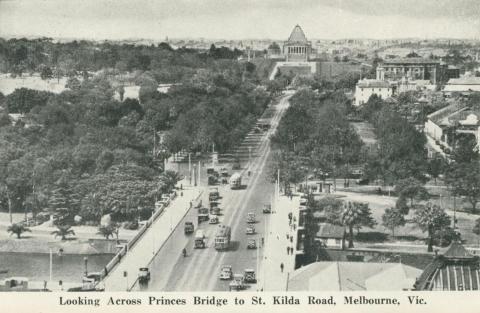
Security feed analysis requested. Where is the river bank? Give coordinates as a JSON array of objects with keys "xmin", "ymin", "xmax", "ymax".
[{"xmin": 0, "ymin": 237, "xmax": 124, "ymax": 254}]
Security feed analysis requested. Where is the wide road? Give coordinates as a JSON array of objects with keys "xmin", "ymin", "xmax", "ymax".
[{"xmin": 135, "ymin": 95, "xmax": 290, "ymax": 291}]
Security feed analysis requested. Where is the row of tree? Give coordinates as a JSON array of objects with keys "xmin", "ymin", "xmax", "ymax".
[
  {"xmin": 0, "ymin": 41, "xmax": 272, "ymax": 227},
  {"xmin": 269, "ymin": 88, "xmax": 363, "ymax": 191}
]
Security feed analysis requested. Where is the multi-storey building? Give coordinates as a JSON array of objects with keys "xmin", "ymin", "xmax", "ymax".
[{"xmin": 376, "ymin": 58, "xmax": 440, "ymax": 84}]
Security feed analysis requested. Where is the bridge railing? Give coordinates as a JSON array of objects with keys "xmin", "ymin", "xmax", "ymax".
[{"xmin": 99, "ymin": 192, "xmax": 178, "ymax": 283}]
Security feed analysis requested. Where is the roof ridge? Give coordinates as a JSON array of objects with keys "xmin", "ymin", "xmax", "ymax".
[{"xmin": 287, "ymin": 25, "xmax": 308, "ymax": 43}]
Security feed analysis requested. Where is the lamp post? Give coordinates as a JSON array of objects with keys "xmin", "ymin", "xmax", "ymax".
[
  {"xmin": 49, "ymin": 248, "xmax": 53, "ymax": 282},
  {"xmin": 188, "ymin": 152, "xmax": 192, "ymax": 185},
  {"xmin": 248, "ymin": 146, "xmax": 252, "ymax": 165},
  {"xmin": 83, "ymin": 256, "xmax": 88, "ymax": 277},
  {"xmin": 193, "ymin": 164, "xmax": 197, "ymax": 186}
]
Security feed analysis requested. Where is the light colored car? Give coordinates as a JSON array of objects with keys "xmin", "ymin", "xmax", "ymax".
[
  {"xmin": 246, "ymin": 226, "xmax": 255, "ymax": 235},
  {"xmin": 246, "ymin": 212, "xmax": 255, "ymax": 224},
  {"xmin": 229, "ymin": 274, "xmax": 245, "ymax": 291},
  {"xmin": 209, "ymin": 215, "xmax": 219, "ymax": 224},
  {"xmin": 219, "ymin": 265, "xmax": 233, "ymax": 280},
  {"xmin": 247, "ymin": 239, "xmax": 257, "ymax": 249}
]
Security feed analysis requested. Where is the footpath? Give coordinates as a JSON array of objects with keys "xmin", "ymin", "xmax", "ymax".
[
  {"xmin": 259, "ymin": 192, "xmax": 300, "ymax": 291},
  {"xmin": 102, "ymin": 181, "xmax": 202, "ymax": 291}
]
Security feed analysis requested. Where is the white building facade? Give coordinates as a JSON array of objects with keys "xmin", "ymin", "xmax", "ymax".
[{"xmin": 354, "ymin": 79, "xmax": 393, "ymax": 106}]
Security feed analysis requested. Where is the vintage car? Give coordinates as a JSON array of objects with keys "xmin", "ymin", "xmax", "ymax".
[
  {"xmin": 220, "ymin": 167, "xmax": 229, "ymax": 177},
  {"xmin": 246, "ymin": 212, "xmax": 256, "ymax": 224},
  {"xmin": 184, "ymin": 221, "xmax": 194, "ymax": 234},
  {"xmin": 219, "ymin": 265, "xmax": 233, "ymax": 280},
  {"xmin": 247, "ymin": 239, "xmax": 257, "ymax": 249},
  {"xmin": 138, "ymin": 267, "xmax": 150, "ymax": 284},
  {"xmin": 209, "ymin": 188, "xmax": 220, "ymax": 201},
  {"xmin": 229, "ymin": 274, "xmax": 245, "ymax": 291},
  {"xmin": 209, "ymin": 215, "xmax": 219, "ymax": 224},
  {"xmin": 262, "ymin": 204, "xmax": 272, "ymax": 214},
  {"xmin": 246, "ymin": 226, "xmax": 255, "ymax": 235},
  {"xmin": 243, "ymin": 269, "xmax": 256, "ymax": 283}
]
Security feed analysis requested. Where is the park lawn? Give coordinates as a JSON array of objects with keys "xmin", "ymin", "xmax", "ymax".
[
  {"xmin": 350, "ymin": 122, "xmax": 377, "ymax": 145},
  {"xmin": 338, "ymin": 190, "xmax": 480, "ymax": 247}
]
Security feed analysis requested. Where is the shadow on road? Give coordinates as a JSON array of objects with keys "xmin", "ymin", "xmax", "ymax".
[{"xmin": 228, "ymin": 241, "xmax": 240, "ymax": 251}]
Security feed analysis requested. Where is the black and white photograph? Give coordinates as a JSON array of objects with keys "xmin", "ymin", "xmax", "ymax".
[{"xmin": 0, "ymin": 1, "xmax": 479, "ymax": 308}]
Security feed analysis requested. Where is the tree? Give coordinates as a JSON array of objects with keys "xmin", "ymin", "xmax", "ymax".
[
  {"xmin": 51, "ymin": 224, "xmax": 76, "ymax": 240},
  {"xmin": 7, "ymin": 223, "xmax": 31, "ymax": 239},
  {"xmin": 395, "ymin": 196, "xmax": 409, "ymax": 215},
  {"xmin": 97, "ymin": 224, "xmax": 118, "ymax": 240},
  {"xmin": 40, "ymin": 65, "xmax": 53, "ymax": 80},
  {"xmin": 413, "ymin": 203, "xmax": 451, "ymax": 252},
  {"xmin": 382, "ymin": 207, "xmax": 406, "ymax": 237},
  {"xmin": 446, "ymin": 162, "xmax": 480, "ymax": 213},
  {"xmin": 5, "ymin": 88, "xmax": 52, "ymax": 114},
  {"xmin": 406, "ymin": 51, "xmax": 420, "ymax": 58},
  {"xmin": 427, "ymin": 157, "xmax": 445, "ymax": 185},
  {"xmin": 433, "ymin": 226, "xmax": 460, "ymax": 247},
  {"xmin": 66, "ymin": 77, "xmax": 81, "ymax": 91},
  {"xmin": 394, "ymin": 177, "xmax": 429, "ymax": 207},
  {"xmin": 0, "ymin": 113, "xmax": 10, "ymax": 127},
  {"xmin": 451, "ymin": 136, "xmax": 479, "ymax": 163},
  {"xmin": 340, "ymin": 201, "xmax": 376, "ymax": 248},
  {"xmin": 159, "ymin": 170, "xmax": 182, "ymax": 194},
  {"xmin": 48, "ymin": 173, "xmax": 80, "ymax": 222},
  {"xmin": 473, "ymin": 218, "xmax": 480, "ymax": 236},
  {"xmin": 268, "ymin": 152, "xmax": 307, "ymax": 193}
]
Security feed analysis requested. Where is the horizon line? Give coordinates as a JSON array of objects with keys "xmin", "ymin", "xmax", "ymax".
[{"xmin": 1, "ymin": 34, "xmax": 479, "ymax": 44}]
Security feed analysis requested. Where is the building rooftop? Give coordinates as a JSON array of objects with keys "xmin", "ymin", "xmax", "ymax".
[
  {"xmin": 286, "ymin": 25, "xmax": 309, "ymax": 43},
  {"xmin": 383, "ymin": 58, "xmax": 440, "ymax": 65},
  {"xmin": 289, "ymin": 262, "xmax": 421, "ymax": 291},
  {"xmin": 316, "ymin": 223, "xmax": 345, "ymax": 239},
  {"xmin": 446, "ymin": 76, "xmax": 480, "ymax": 85},
  {"xmin": 357, "ymin": 79, "xmax": 391, "ymax": 88},
  {"xmin": 427, "ymin": 102, "xmax": 467, "ymax": 124},
  {"xmin": 414, "ymin": 242, "xmax": 480, "ymax": 291},
  {"xmin": 448, "ymin": 110, "xmax": 480, "ymax": 126}
]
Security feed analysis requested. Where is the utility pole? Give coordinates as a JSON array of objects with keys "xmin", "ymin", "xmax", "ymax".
[
  {"xmin": 277, "ymin": 169, "xmax": 280, "ymax": 197},
  {"xmin": 49, "ymin": 248, "xmax": 53, "ymax": 282},
  {"xmin": 193, "ymin": 164, "xmax": 197, "ymax": 186},
  {"xmin": 198, "ymin": 161, "xmax": 201, "ymax": 185},
  {"xmin": 153, "ymin": 128, "xmax": 156, "ymax": 158},
  {"xmin": 188, "ymin": 153, "xmax": 192, "ymax": 186}
]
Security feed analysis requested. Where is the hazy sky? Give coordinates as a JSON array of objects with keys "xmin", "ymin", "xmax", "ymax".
[{"xmin": 0, "ymin": 0, "xmax": 479, "ymax": 40}]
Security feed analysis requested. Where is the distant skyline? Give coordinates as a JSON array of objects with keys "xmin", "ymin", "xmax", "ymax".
[{"xmin": 1, "ymin": 0, "xmax": 479, "ymax": 41}]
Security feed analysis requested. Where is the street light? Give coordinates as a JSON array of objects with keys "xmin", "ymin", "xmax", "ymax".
[
  {"xmin": 84, "ymin": 256, "xmax": 88, "ymax": 277},
  {"xmin": 248, "ymin": 146, "xmax": 252, "ymax": 165}
]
